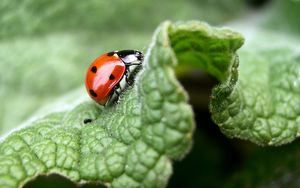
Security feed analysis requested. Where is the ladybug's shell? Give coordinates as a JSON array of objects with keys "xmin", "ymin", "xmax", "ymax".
[{"xmin": 85, "ymin": 54, "xmax": 126, "ymax": 105}]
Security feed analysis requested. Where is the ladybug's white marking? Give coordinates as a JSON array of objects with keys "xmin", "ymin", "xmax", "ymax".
[{"xmin": 121, "ymin": 54, "xmax": 139, "ymax": 64}]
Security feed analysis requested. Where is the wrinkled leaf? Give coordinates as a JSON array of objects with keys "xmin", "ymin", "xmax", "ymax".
[
  {"xmin": 210, "ymin": 27, "xmax": 300, "ymax": 146},
  {"xmin": 0, "ymin": 21, "xmax": 245, "ymax": 188},
  {"xmin": 0, "ymin": 21, "xmax": 221, "ymax": 188}
]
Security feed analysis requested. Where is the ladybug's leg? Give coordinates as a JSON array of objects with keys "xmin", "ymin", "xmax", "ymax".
[
  {"xmin": 115, "ymin": 89, "xmax": 120, "ymax": 96},
  {"xmin": 125, "ymin": 67, "xmax": 131, "ymax": 85},
  {"xmin": 114, "ymin": 83, "xmax": 122, "ymax": 96},
  {"xmin": 126, "ymin": 62, "xmax": 142, "ymax": 66}
]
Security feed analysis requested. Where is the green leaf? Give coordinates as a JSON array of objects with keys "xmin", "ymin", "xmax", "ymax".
[
  {"xmin": 0, "ymin": 21, "xmax": 210, "ymax": 188},
  {"xmin": 210, "ymin": 27, "xmax": 300, "ymax": 146},
  {"xmin": 169, "ymin": 22, "xmax": 244, "ymax": 81}
]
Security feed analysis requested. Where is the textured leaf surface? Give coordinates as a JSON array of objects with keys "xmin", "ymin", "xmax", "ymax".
[
  {"xmin": 210, "ymin": 28, "xmax": 300, "ymax": 146},
  {"xmin": 0, "ymin": 21, "xmax": 241, "ymax": 188}
]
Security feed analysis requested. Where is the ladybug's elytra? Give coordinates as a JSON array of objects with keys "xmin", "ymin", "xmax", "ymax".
[{"xmin": 85, "ymin": 50, "xmax": 144, "ymax": 105}]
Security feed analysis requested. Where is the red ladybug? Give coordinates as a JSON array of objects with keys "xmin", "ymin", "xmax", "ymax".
[{"xmin": 85, "ymin": 50, "xmax": 144, "ymax": 105}]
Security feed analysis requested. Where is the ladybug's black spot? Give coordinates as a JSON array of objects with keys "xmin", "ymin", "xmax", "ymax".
[
  {"xmin": 89, "ymin": 89, "xmax": 97, "ymax": 97},
  {"xmin": 83, "ymin": 118, "xmax": 93, "ymax": 124},
  {"xmin": 109, "ymin": 74, "xmax": 115, "ymax": 80},
  {"xmin": 91, "ymin": 66, "xmax": 97, "ymax": 73},
  {"xmin": 107, "ymin": 51, "xmax": 115, "ymax": 56}
]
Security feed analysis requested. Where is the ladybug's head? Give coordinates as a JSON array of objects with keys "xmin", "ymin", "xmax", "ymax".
[
  {"xmin": 116, "ymin": 50, "xmax": 144, "ymax": 65},
  {"xmin": 134, "ymin": 50, "xmax": 144, "ymax": 61}
]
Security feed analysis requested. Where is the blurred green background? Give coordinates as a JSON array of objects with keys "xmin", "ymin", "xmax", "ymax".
[{"xmin": 2, "ymin": 0, "xmax": 300, "ymax": 187}]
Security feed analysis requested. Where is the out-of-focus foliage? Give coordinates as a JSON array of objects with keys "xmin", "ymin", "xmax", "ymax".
[
  {"xmin": 265, "ymin": 0, "xmax": 300, "ymax": 34},
  {"xmin": 0, "ymin": 0, "xmax": 244, "ymax": 39}
]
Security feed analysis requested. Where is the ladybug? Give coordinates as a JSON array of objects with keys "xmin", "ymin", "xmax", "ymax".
[{"xmin": 85, "ymin": 50, "xmax": 144, "ymax": 105}]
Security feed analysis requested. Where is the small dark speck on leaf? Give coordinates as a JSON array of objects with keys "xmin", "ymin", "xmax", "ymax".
[{"xmin": 83, "ymin": 119, "xmax": 93, "ymax": 124}]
